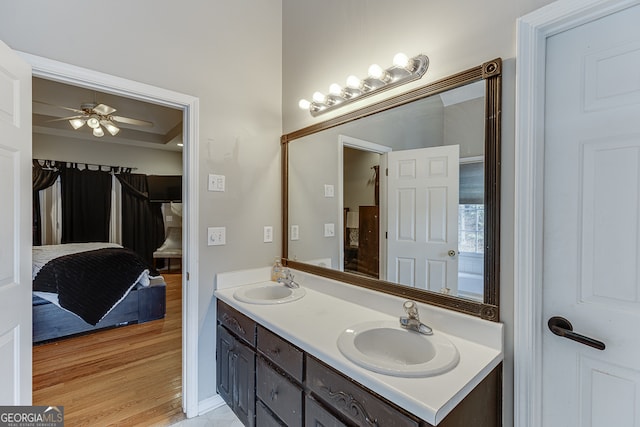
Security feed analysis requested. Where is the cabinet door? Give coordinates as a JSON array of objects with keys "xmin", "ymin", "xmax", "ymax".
[
  {"xmin": 216, "ymin": 324, "xmax": 234, "ymax": 406},
  {"xmin": 305, "ymin": 395, "xmax": 348, "ymax": 427},
  {"xmin": 216, "ymin": 324, "xmax": 256, "ymax": 427},
  {"xmin": 233, "ymin": 338, "xmax": 256, "ymax": 427}
]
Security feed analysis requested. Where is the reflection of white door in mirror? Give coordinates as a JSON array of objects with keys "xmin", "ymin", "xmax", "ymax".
[{"xmin": 386, "ymin": 145, "xmax": 459, "ymax": 294}]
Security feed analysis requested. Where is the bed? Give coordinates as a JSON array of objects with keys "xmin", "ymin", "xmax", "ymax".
[{"xmin": 32, "ymin": 243, "xmax": 166, "ymax": 343}]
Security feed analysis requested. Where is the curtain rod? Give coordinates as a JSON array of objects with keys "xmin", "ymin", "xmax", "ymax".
[{"xmin": 34, "ymin": 158, "xmax": 138, "ymax": 171}]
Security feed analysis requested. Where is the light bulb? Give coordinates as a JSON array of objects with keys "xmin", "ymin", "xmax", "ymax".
[
  {"xmin": 87, "ymin": 116, "xmax": 100, "ymax": 129},
  {"xmin": 369, "ymin": 63, "xmax": 392, "ymax": 83},
  {"xmin": 329, "ymin": 83, "xmax": 343, "ymax": 96},
  {"xmin": 368, "ymin": 64, "xmax": 385, "ymax": 79},
  {"xmin": 393, "ymin": 52, "xmax": 410, "ymax": 68},
  {"xmin": 298, "ymin": 99, "xmax": 311, "ymax": 110},
  {"xmin": 92, "ymin": 126, "xmax": 104, "ymax": 137},
  {"xmin": 312, "ymin": 91, "xmax": 326, "ymax": 104},
  {"xmin": 346, "ymin": 75, "xmax": 361, "ymax": 89}
]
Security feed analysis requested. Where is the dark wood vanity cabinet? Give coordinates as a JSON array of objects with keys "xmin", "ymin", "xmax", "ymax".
[{"xmin": 216, "ymin": 299, "xmax": 500, "ymax": 427}]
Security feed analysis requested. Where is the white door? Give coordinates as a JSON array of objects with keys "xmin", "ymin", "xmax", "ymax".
[
  {"xmin": 386, "ymin": 145, "xmax": 459, "ymax": 293},
  {"xmin": 542, "ymin": 4, "xmax": 640, "ymax": 426},
  {"xmin": 0, "ymin": 40, "xmax": 32, "ymax": 404}
]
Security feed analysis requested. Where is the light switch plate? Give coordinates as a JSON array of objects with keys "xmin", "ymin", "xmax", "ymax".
[
  {"xmin": 263, "ymin": 226, "xmax": 273, "ymax": 243},
  {"xmin": 290, "ymin": 225, "xmax": 299, "ymax": 241},
  {"xmin": 324, "ymin": 184, "xmax": 334, "ymax": 198},
  {"xmin": 208, "ymin": 227, "xmax": 226, "ymax": 246},
  {"xmin": 208, "ymin": 174, "xmax": 225, "ymax": 192},
  {"xmin": 324, "ymin": 223, "xmax": 335, "ymax": 237}
]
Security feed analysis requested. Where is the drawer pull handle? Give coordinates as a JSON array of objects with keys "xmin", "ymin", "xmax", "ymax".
[
  {"xmin": 270, "ymin": 347, "xmax": 281, "ymax": 356},
  {"xmin": 270, "ymin": 388, "xmax": 278, "ymax": 401},
  {"xmin": 221, "ymin": 313, "xmax": 246, "ymax": 335},
  {"xmin": 321, "ymin": 386, "xmax": 379, "ymax": 427}
]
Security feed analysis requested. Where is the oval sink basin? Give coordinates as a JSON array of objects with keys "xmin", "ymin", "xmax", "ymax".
[
  {"xmin": 337, "ymin": 320, "xmax": 459, "ymax": 377},
  {"xmin": 233, "ymin": 282, "xmax": 306, "ymax": 305}
]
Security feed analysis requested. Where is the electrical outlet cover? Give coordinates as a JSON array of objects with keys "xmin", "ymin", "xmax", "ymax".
[
  {"xmin": 324, "ymin": 223, "xmax": 335, "ymax": 237},
  {"xmin": 291, "ymin": 225, "xmax": 299, "ymax": 241},
  {"xmin": 324, "ymin": 184, "xmax": 334, "ymax": 197}
]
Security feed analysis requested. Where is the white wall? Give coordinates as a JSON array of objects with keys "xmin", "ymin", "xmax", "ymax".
[
  {"xmin": 0, "ymin": 0, "xmax": 282, "ymax": 405},
  {"xmin": 282, "ymin": 1, "xmax": 551, "ymax": 425},
  {"xmin": 33, "ymin": 133, "xmax": 183, "ymax": 175}
]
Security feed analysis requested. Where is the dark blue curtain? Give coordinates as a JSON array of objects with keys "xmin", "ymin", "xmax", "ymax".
[
  {"xmin": 61, "ymin": 167, "xmax": 112, "ymax": 243},
  {"xmin": 116, "ymin": 173, "xmax": 165, "ymax": 266}
]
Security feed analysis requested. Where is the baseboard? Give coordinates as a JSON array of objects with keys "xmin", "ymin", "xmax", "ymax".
[{"xmin": 198, "ymin": 394, "xmax": 226, "ymax": 417}]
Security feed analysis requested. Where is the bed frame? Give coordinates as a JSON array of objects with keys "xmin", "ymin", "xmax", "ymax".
[{"xmin": 33, "ymin": 279, "xmax": 166, "ymax": 344}]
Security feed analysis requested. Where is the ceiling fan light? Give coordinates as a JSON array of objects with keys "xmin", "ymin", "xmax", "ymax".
[
  {"xmin": 69, "ymin": 118, "xmax": 86, "ymax": 129},
  {"xmin": 87, "ymin": 116, "xmax": 100, "ymax": 129},
  {"xmin": 92, "ymin": 126, "xmax": 104, "ymax": 137},
  {"xmin": 101, "ymin": 120, "xmax": 120, "ymax": 136}
]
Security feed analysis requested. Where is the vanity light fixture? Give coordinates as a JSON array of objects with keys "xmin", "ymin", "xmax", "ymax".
[{"xmin": 299, "ymin": 53, "xmax": 429, "ymax": 117}]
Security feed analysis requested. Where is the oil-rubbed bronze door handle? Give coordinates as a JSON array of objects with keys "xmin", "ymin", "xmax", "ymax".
[{"xmin": 548, "ymin": 316, "xmax": 605, "ymax": 350}]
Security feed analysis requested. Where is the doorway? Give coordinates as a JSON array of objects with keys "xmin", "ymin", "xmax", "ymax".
[
  {"xmin": 339, "ymin": 135, "xmax": 391, "ymax": 278},
  {"xmin": 22, "ymin": 52, "xmax": 199, "ymax": 417}
]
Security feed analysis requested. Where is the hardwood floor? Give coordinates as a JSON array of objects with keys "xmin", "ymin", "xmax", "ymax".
[{"xmin": 33, "ymin": 273, "xmax": 186, "ymax": 427}]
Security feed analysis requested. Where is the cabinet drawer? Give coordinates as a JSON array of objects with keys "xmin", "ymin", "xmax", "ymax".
[
  {"xmin": 256, "ymin": 400, "xmax": 285, "ymax": 427},
  {"xmin": 257, "ymin": 325, "xmax": 304, "ymax": 382},
  {"xmin": 256, "ymin": 356, "xmax": 303, "ymax": 427},
  {"xmin": 217, "ymin": 299, "xmax": 256, "ymax": 346},
  {"xmin": 305, "ymin": 395, "xmax": 348, "ymax": 427},
  {"xmin": 306, "ymin": 356, "xmax": 420, "ymax": 427}
]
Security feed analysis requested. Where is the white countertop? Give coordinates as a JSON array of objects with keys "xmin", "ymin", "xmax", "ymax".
[{"xmin": 215, "ymin": 267, "xmax": 503, "ymax": 425}]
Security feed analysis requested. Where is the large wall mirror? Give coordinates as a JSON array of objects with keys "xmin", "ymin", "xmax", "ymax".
[{"xmin": 282, "ymin": 59, "xmax": 501, "ymax": 321}]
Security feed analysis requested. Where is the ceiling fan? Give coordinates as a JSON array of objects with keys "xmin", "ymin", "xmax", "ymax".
[{"xmin": 38, "ymin": 101, "xmax": 153, "ymax": 138}]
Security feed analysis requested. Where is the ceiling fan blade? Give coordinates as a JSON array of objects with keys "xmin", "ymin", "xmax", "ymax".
[
  {"xmin": 111, "ymin": 115, "xmax": 153, "ymax": 127},
  {"xmin": 93, "ymin": 103, "xmax": 117, "ymax": 116},
  {"xmin": 33, "ymin": 100, "xmax": 84, "ymax": 114},
  {"xmin": 45, "ymin": 115, "xmax": 84, "ymax": 123}
]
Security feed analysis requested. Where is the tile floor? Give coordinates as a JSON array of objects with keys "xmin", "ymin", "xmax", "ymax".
[{"xmin": 168, "ymin": 404, "xmax": 243, "ymax": 427}]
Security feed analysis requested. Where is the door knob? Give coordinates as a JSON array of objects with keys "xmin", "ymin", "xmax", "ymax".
[
  {"xmin": 547, "ymin": 316, "xmax": 605, "ymax": 350},
  {"xmin": 447, "ymin": 250, "xmax": 456, "ymax": 257}
]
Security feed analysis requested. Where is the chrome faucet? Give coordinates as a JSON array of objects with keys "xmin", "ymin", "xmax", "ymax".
[
  {"xmin": 399, "ymin": 301, "xmax": 433, "ymax": 335},
  {"xmin": 277, "ymin": 269, "xmax": 300, "ymax": 289}
]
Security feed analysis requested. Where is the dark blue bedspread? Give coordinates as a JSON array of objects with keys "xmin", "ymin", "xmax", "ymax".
[{"xmin": 33, "ymin": 248, "xmax": 157, "ymax": 325}]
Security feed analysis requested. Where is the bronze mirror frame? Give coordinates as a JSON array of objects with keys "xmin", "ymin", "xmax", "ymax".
[{"xmin": 281, "ymin": 58, "xmax": 501, "ymax": 321}]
